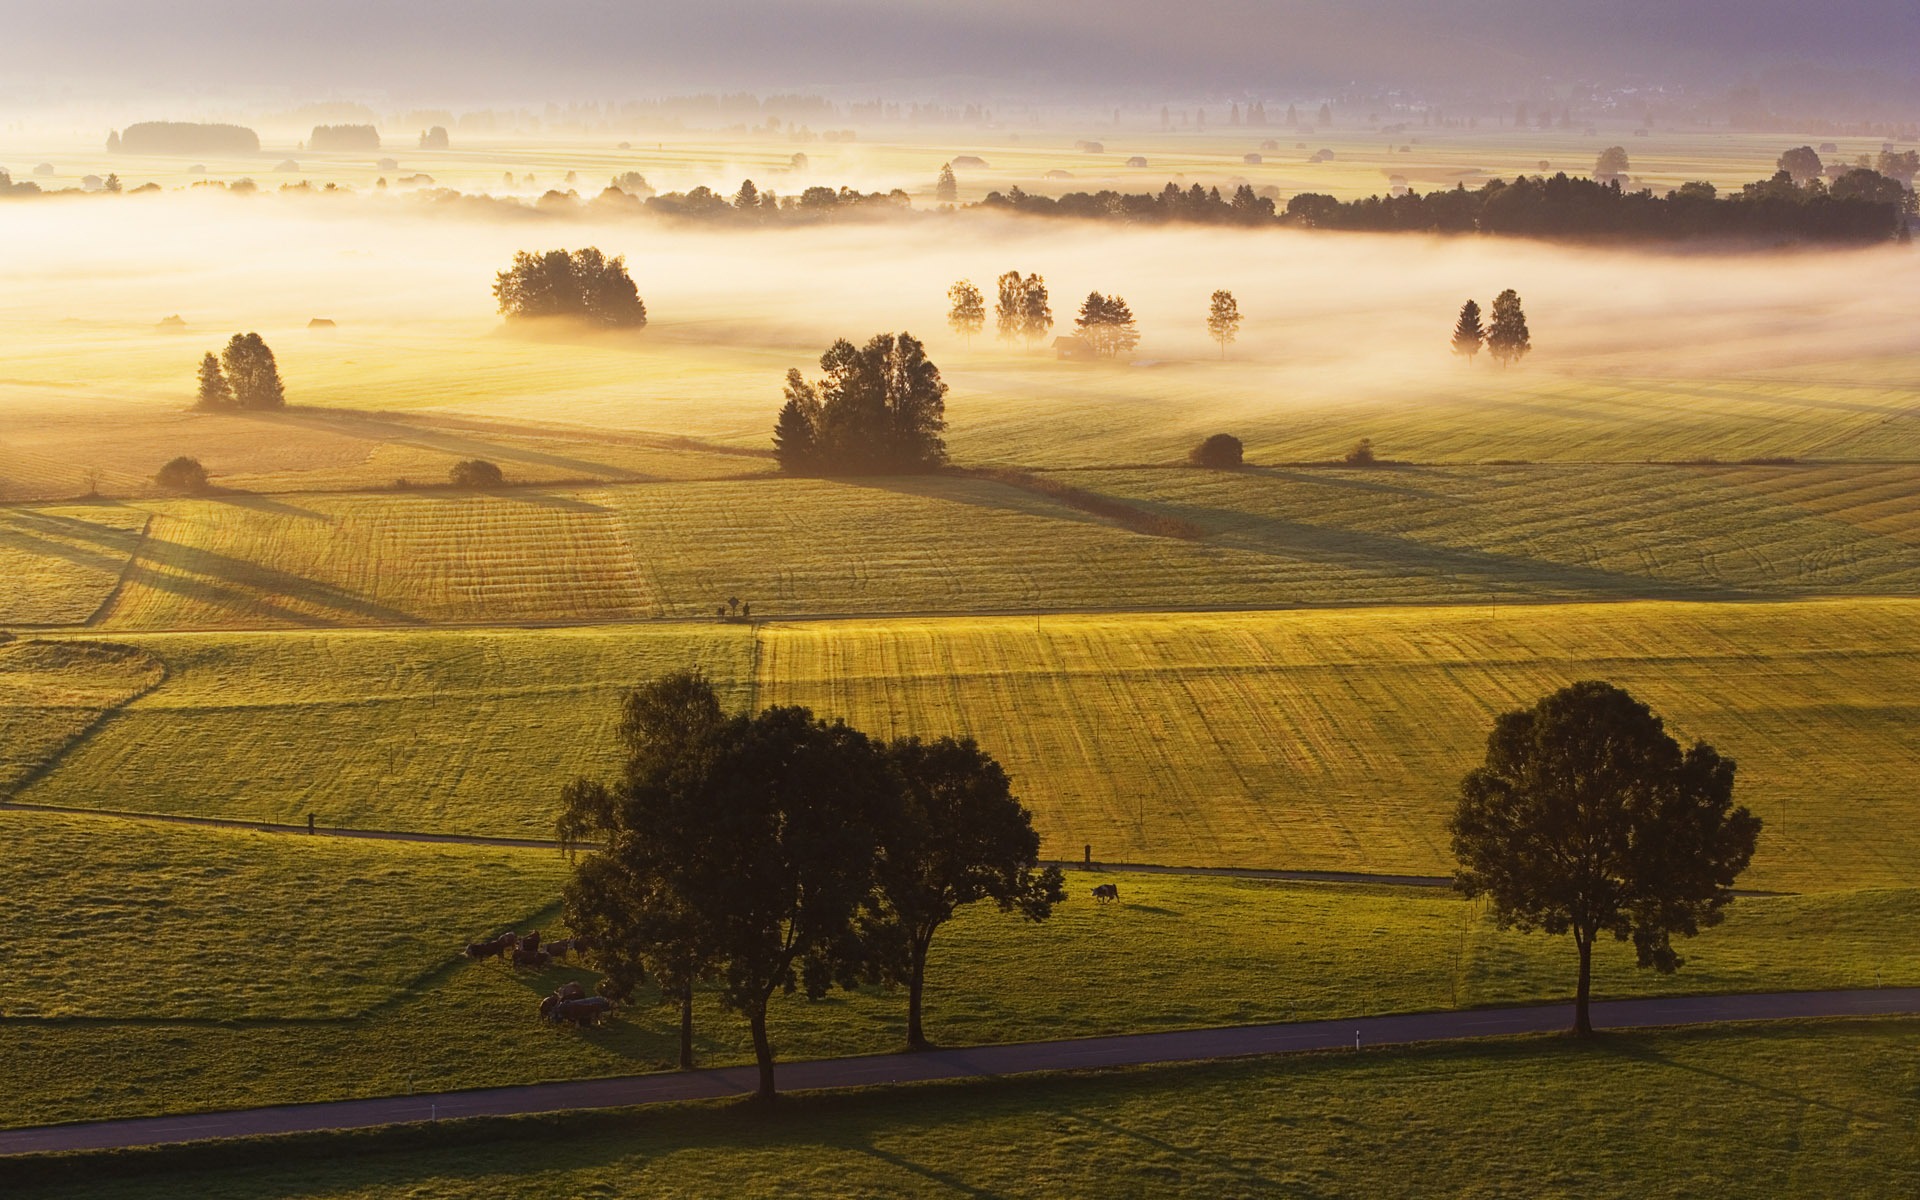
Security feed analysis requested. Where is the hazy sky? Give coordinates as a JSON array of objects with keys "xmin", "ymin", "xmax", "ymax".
[{"xmin": 11, "ymin": 0, "xmax": 1920, "ymax": 99}]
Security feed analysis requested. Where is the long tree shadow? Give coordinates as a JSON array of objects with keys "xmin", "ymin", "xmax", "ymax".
[
  {"xmin": 1596, "ymin": 1028, "xmax": 1888, "ymax": 1122},
  {"xmin": 107, "ymin": 535, "xmax": 426, "ymax": 626}
]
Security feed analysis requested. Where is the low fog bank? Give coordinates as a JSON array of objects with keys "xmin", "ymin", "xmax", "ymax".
[{"xmin": 2, "ymin": 191, "xmax": 1914, "ymax": 413}]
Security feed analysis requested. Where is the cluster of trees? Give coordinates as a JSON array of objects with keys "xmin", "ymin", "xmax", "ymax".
[
  {"xmin": 558, "ymin": 673, "xmax": 1064, "ymax": 1099},
  {"xmin": 309, "ymin": 125, "xmax": 381, "ymax": 151},
  {"xmin": 980, "ymin": 182, "xmax": 1278, "ymax": 226},
  {"xmin": 1451, "ymin": 681, "xmax": 1760, "ymax": 1035},
  {"xmin": 773, "ymin": 333, "xmax": 948, "ymax": 475},
  {"xmin": 1287, "ymin": 169, "xmax": 1911, "ymax": 241},
  {"xmin": 449, "ymin": 459, "xmax": 504, "ymax": 488},
  {"xmin": 493, "ymin": 248, "xmax": 647, "ymax": 328},
  {"xmin": 1073, "ymin": 293, "xmax": 1140, "ymax": 358},
  {"xmin": 110, "ymin": 122, "xmax": 260, "ymax": 155},
  {"xmin": 1450, "ymin": 291, "xmax": 1531, "ymax": 366},
  {"xmin": 993, "ymin": 272, "xmax": 1053, "ymax": 346},
  {"xmin": 195, "ymin": 334, "xmax": 286, "ymax": 410},
  {"xmin": 592, "ymin": 178, "xmax": 912, "ymax": 223}
]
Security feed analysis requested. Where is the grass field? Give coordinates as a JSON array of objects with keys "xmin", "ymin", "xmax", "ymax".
[
  {"xmin": 0, "ymin": 638, "xmax": 163, "ymax": 790},
  {"xmin": 10, "ymin": 460, "xmax": 1920, "ymax": 630},
  {"xmin": 15, "ymin": 599, "xmax": 1918, "ymax": 888},
  {"xmin": 19, "ymin": 1018, "xmax": 1920, "ymax": 1198},
  {"xmin": 3, "ymin": 806, "xmax": 1915, "ymax": 1130}
]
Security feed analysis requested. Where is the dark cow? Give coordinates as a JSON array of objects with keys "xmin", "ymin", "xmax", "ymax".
[
  {"xmin": 463, "ymin": 931, "xmax": 516, "ymax": 960},
  {"xmin": 537, "ymin": 981, "xmax": 589, "ymax": 1020},
  {"xmin": 1091, "ymin": 883, "xmax": 1120, "ymax": 903},
  {"xmin": 550, "ymin": 996, "xmax": 615, "ymax": 1027},
  {"xmin": 511, "ymin": 946, "xmax": 552, "ymax": 969},
  {"xmin": 545, "ymin": 937, "xmax": 574, "ymax": 959},
  {"xmin": 517, "ymin": 930, "xmax": 542, "ymax": 953}
]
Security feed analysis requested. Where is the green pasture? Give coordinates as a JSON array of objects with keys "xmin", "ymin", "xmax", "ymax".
[
  {"xmin": 2, "ymin": 807, "xmax": 1915, "ymax": 1131},
  {"xmin": 12, "ymin": 599, "xmax": 1919, "ymax": 888}
]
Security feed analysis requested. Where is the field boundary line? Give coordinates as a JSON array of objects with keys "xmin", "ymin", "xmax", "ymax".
[
  {"xmin": 1, "ymin": 647, "xmax": 168, "ymax": 802},
  {"xmin": 1, "ymin": 988, "xmax": 1913, "ymax": 1156},
  {"xmin": 79, "ymin": 513, "xmax": 152, "ymax": 628}
]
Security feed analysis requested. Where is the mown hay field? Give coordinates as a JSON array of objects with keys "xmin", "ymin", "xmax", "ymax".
[
  {"xmin": 37, "ymin": 1019, "xmax": 1913, "ymax": 1200},
  {"xmin": 6, "ymin": 461, "xmax": 1920, "ymax": 630},
  {"xmin": 2, "ymin": 808, "xmax": 1914, "ymax": 1130},
  {"xmin": 756, "ymin": 599, "xmax": 1920, "ymax": 891},
  {"xmin": 0, "ymin": 639, "xmax": 162, "ymax": 790},
  {"xmin": 6, "ymin": 626, "xmax": 751, "ymax": 834},
  {"xmin": 14, "ymin": 599, "xmax": 1920, "ymax": 890}
]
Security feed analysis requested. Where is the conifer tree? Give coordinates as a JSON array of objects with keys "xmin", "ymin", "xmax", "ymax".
[
  {"xmin": 1019, "ymin": 274, "xmax": 1052, "ymax": 348},
  {"xmin": 195, "ymin": 352, "xmax": 233, "ymax": 409},
  {"xmin": 935, "ymin": 163, "xmax": 958, "ymax": 203},
  {"xmin": 1486, "ymin": 289, "xmax": 1532, "ymax": 367},
  {"xmin": 1451, "ymin": 299, "xmax": 1486, "ymax": 362},
  {"xmin": 772, "ymin": 370, "xmax": 823, "ymax": 474}
]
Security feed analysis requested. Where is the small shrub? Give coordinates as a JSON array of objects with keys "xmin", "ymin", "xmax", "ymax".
[
  {"xmin": 449, "ymin": 460, "xmax": 505, "ymax": 488},
  {"xmin": 1188, "ymin": 433, "xmax": 1244, "ymax": 469},
  {"xmin": 155, "ymin": 456, "xmax": 210, "ymax": 493},
  {"xmin": 1344, "ymin": 438, "xmax": 1377, "ymax": 467}
]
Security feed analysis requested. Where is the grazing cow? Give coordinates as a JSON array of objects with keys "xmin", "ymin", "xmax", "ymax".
[
  {"xmin": 517, "ymin": 930, "xmax": 542, "ymax": 953},
  {"xmin": 551, "ymin": 996, "xmax": 615, "ymax": 1027},
  {"xmin": 537, "ymin": 981, "xmax": 589, "ymax": 1020},
  {"xmin": 511, "ymin": 946, "xmax": 552, "ymax": 969},
  {"xmin": 464, "ymin": 931, "xmax": 515, "ymax": 960},
  {"xmin": 545, "ymin": 937, "xmax": 574, "ymax": 959},
  {"xmin": 1091, "ymin": 883, "xmax": 1120, "ymax": 903}
]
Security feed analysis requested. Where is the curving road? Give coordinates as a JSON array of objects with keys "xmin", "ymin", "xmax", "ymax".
[{"xmin": 2, "ymin": 987, "xmax": 1913, "ymax": 1157}]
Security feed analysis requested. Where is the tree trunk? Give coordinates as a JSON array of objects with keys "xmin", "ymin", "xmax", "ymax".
[
  {"xmin": 1574, "ymin": 932, "xmax": 1595, "ymax": 1037},
  {"xmin": 906, "ymin": 932, "xmax": 932, "ymax": 1050},
  {"xmin": 748, "ymin": 1001, "xmax": 776, "ymax": 1103},
  {"xmin": 678, "ymin": 986, "xmax": 695, "ymax": 1071}
]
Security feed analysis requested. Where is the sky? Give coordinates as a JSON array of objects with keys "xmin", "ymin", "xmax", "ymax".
[{"xmin": 8, "ymin": 0, "xmax": 1920, "ymax": 101}]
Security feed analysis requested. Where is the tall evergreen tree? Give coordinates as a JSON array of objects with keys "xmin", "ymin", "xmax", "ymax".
[
  {"xmin": 195, "ymin": 352, "xmax": 233, "ymax": 409},
  {"xmin": 935, "ymin": 162, "xmax": 958, "ymax": 203},
  {"xmin": 1206, "ymin": 290, "xmax": 1242, "ymax": 358},
  {"xmin": 1451, "ymin": 299, "xmax": 1485, "ymax": 362},
  {"xmin": 947, "ymin": 280, "xmax": 985, "ymax": 345},
  {"xmin": 1486, "ymin": 289, "xmax": 1531, "ymax": 367},
  {"xmin": 733, "ymin": 179, "xmax": 760, "ymax": 209},
  {"xmin": 772, "ymin": 370, "xmax": 823, "ymax": 474},
  {"xmin": 1018, "ymin": 274, "xmax": 1052, "ymax": 347}
]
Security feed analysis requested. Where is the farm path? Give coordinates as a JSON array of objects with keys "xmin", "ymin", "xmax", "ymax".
[
  {"xmin": 0, "ymin": 799, "xmax": 1452, "ymax": 886},
  {"xmin": 2, "ymin": 988, "xmax": 1913, "ymax": 1156}
]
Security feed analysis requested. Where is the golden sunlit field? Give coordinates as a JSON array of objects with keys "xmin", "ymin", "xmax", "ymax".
[{"xmin": 4, "ymin": 105, "xmax": 1918, "ymax": 1178}]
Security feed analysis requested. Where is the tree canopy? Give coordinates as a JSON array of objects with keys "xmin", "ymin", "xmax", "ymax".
[
  {"xmin": 1189, "ymin": 433, "xmax": 1244, "ymax": 468},
  {"xmin": 1206, "ymin": 290, "xmax": 1242, "ymax": 358},
  {"xmin": 994, "ymin": 272, "xmax": 1052, "ymax": 347},
  {"xmin": 1486, "ymin": 290, "xmax": 1531, "ymax": 367},
  {"xmin": 1449, "ymin": 681, "xmax": 1761, "ymax": 1035},
  {"xmin": 947, "ymin": 280, "xmax": 985, "ymax": 345},
  {"xmin": 1074, "ymin": 292, "xmax": 1141, "ymax": 359},
  {"xmin": 493, "ymin": 247, "xmax": 648, "ymax": 328},
  {"xmin": 772, "ymin": 332, "xmax": 948, "ymax": 475},
  {"xmin": 213, "ymin": 334, "xmax": 286, "ymax": 410}
]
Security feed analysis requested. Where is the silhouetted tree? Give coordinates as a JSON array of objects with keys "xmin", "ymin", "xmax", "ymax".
[
  {"xmin": 1486, "ymin": 289, "xmax": 1531, "ymax": 367},
  {"xmin": 1451, "ymin": 300, "xmax": 1485, "ymax": 362},
  {"xmin": 1450, "ymin": 681, "xmax": 1760, "ymax": 1035},
  {"xmin": 449, "ymin": 459, "xmax": 504, "ymax": 488},
  {"xmin": 935, "ymin": 163, "xmax": 958, "ymax": 203},
  {"xmin": 1344, "ymin": 437, "xmax": 1376, "ymax": 466},
  {"xmin": 1019, "ymin": 274, "xmax": 1053, "ymax": 348},
  {"xmin": 733, "ymin": 179, "xmax": 760, "ymax": 210},
  {"xmin": 994, "ymin": 271, "xmax": 1024, "ymax": 346},
  {"xmin": 1778, "ymin": 146, "xmax": 1824, "ymax": 186},
  {"xmin": 1595, "ymin": 146, "xmax": 1630, "ymax": 183},
  {"xmin": 773, "ymin": 333, "xmax": 948, "ymax": 475},
  {"xmin": 493, "ymin": 248, "xmax": 647, "ymax": 329},
  {"xmin": 1206, "ymin": 290, "xmax": 1242, "ymax": 358},
  {"xmin": 220, "ymin": 333, "xmax": 285, "ymax": 410},
  {"xmin": 852, "ymin": 736, "xmax": 1064, "ymax": 1049},
  {"xmin": 947, "ymin": 280, "xmax": 985, "ymax": 345},
  {"xmin": 1189, "ymin": 433, "xmax": 1244, "ymax": 468},
  {"xmin": 195, "ymin": 353, "xmax": 233, "ymax": 410},
  {"xmin": 155, "ymin": 456, "xmax": 210, "ymax": 493},
  {"xmin": 559, "ymin": 673, "xmax": 730, "ymax": 1071},
  {"xmin": 1074, "ymin": 293, "xmax": 1140, "ymax": 359}
]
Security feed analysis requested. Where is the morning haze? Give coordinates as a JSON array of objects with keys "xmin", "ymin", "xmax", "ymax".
[{"xmin": 2, "ymin": 2, "xmax": 1917, "ymax": 1195}]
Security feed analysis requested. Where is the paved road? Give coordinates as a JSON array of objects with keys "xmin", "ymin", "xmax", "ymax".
[{"xmin": 3, "ymin": 987, "xmax": 1913, "ymax": 1157}]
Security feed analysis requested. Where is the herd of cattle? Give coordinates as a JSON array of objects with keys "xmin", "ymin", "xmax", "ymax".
[{"xmin": 462, "ymin": 929, "xmax": 614, "ymax": 1025}]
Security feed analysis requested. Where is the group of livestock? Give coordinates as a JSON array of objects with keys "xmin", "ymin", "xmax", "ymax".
[{"xmin": 462, "ymin": 929, "xmax": 614, "ymax": 1026}]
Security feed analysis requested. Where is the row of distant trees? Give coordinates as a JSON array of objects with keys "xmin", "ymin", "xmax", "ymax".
[
  {"xmin": 1450, "ymin": 291, "xmax": 1532, "ymax": 366},
  {"xmin": 195, "ymin": 334, "xmax": 286, "ymax": 410},
  {"xmin": 559, "ymin": 673, "xmax": 1063, "ymax": 1100},
  {"xmin": 948, "ymin": 278, "xmax": 1244, "ymax": 359}
]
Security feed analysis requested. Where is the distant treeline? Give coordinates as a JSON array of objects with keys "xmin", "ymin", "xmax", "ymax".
[
  {"xmin": 110, "ymin": 122, "xmax": 260, "ymax": 155},
  {"xmin": 981, "ymin": 170, "xmax": 1912, "ymax": 242},
  {"xmin": 309, "ymin": 125, "xmax": 381, "ymax": 151},
  {"xmin": 1284, "ymin": 171, "xmax": 1914, "ymax": 242}
]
